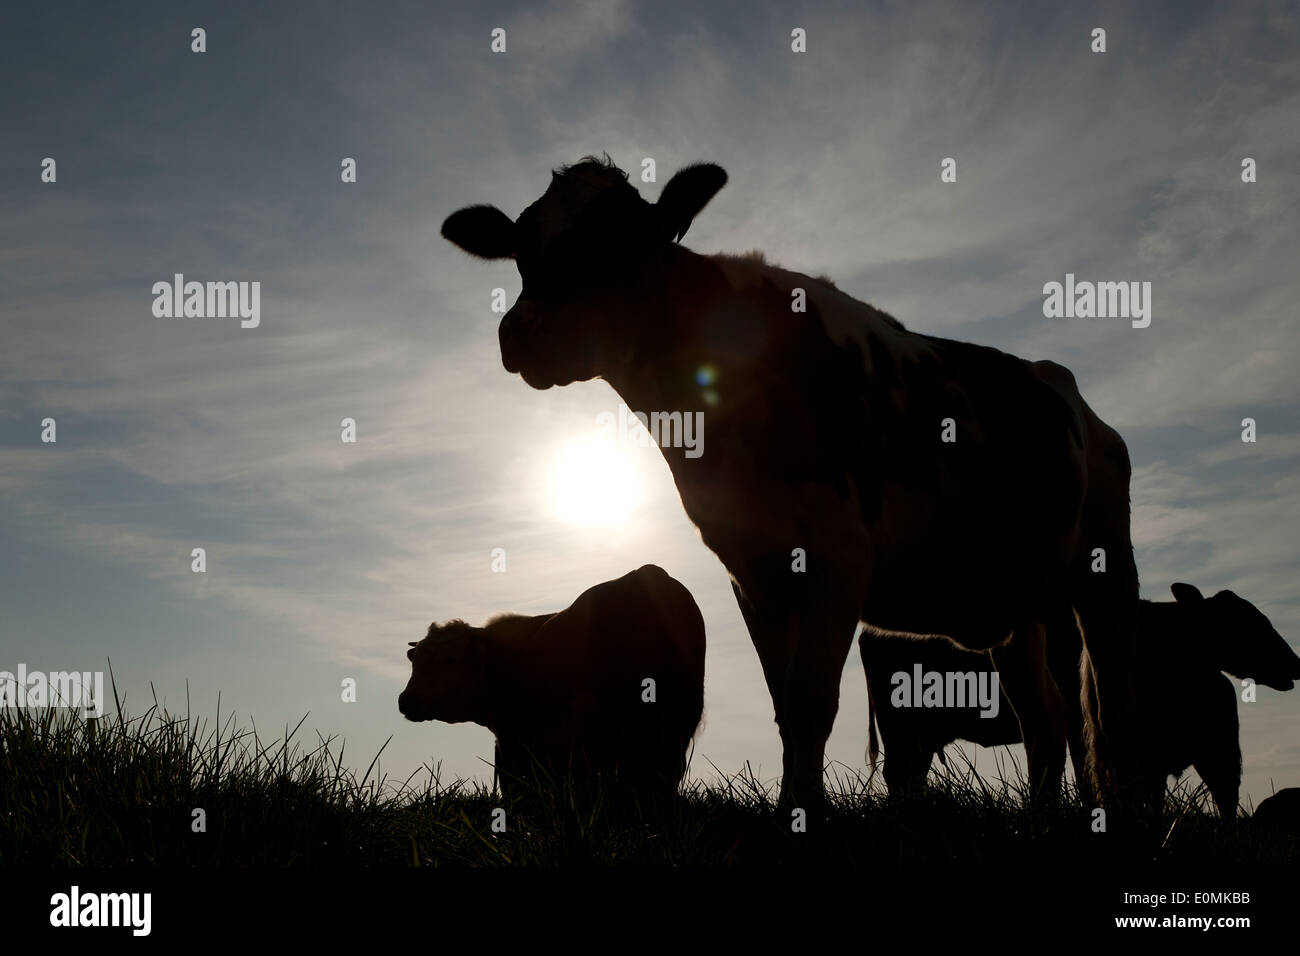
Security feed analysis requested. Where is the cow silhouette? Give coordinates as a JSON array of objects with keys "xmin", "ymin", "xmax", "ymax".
[
  {"xmin": 861, "ymin": 627, "xmax": 1060, "ymax": 794},
  {"xmin": 398, "ymin": 565, "xmax": 706, "ymax": 805},
  {"xmin": 866, "ymin": 583, "xmax": 1299, "ymax": 816},
  {"xmin": 442, "ymin": 155, "xmax": 1141, "ymax": 809}
]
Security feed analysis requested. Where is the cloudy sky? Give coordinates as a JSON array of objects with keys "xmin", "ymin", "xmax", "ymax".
[{"xmin": 2, "ymin": 0, "xmax": 1297, "ymax": 809}]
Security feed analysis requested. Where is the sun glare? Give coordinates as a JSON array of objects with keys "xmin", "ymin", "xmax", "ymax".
[{"xmin": 547, "ymin": 435, "xmax": 644, "ymax": 527}]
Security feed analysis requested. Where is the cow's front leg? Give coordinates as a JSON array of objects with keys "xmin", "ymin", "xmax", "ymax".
[
  {"xmin": 778, "ymin": 598, "xmax": 860, "ymax": 812},
  {"xmin": 731, "ymin": 573, "xmax": 861, "ymax": 813}
]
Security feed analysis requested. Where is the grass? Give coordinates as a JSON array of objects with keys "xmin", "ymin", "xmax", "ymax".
[{"xmin": 2, "ymin": 682, "xmax": 1297, "ymax": 868}]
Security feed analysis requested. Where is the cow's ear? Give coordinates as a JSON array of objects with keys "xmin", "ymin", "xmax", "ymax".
[
  {"xmin": 1171, "ymin": 582, "xmax": 1204, "ymax": 604},
  {"xmin": 441, "ymin": 205, "xmax": 516, "ymax": 259},
  {"xmin": 655, "ymin": 163, "xmax": 727, "ymax": 242}
]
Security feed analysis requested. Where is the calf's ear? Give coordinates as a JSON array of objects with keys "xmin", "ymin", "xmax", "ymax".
[
  {"xmin": 442, "ymin": 205, "xmax": 516, "ymax": 259},
  {"xmin": 1171, "ymin": 582, "xmax": 1204, "ymax": 604},
  {"xmin": 656, "ymin": 163, "xmax": 728, "ymax": 242}
]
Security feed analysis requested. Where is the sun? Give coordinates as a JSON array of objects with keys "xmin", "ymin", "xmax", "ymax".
[{"xmin": 547, "ymin": 435, "xmax": 644, "ymax": 527}]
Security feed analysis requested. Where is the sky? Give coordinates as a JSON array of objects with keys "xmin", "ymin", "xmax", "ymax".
[{"xmin": 1, "ymin": 0, "xmax": 1298, "ymax": 810}]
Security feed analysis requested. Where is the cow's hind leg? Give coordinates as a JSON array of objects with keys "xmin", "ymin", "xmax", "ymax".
[
  {"xmin": 1044, "ymin": 608, "xmax": 1090, "ymax": 801},
  {"xmin": 1074, "ymin": 590, "xmax": 1140, "ymax": 810},
  {"xmin": 1074, "ymin": 580, "xmax": 1141, "ymax": 812},
  {"xmin": 1071, "ymin": 437, "xmax": 1142, "ymax": 813},
  {"xmin": 991, "ymin": 621, "xmax": 1067, "ymax": 801}
]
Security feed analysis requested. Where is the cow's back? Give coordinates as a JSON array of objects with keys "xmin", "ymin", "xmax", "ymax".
[
  {"xmin": 857, "ymin": 339, "xmax": 1093, "ymax": 637},
  {"xmin": 554, "ymin": 565, "xmax": 705, "ymax": 753},
  {"xmin": 496, "ymin": 565, "xmax": 706, "ymax": 793}
]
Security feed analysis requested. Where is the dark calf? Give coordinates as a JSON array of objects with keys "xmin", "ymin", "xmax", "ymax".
[
  {"xmin": 399, "ymin": 565, "xmax": 707, "ymax": 804},
  {"xmin": 866, "ymin": 583, "xmax": 1298, "ymax": 817}
]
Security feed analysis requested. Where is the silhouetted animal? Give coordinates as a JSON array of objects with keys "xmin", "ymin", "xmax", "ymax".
[
  {"xmin": 867, "ymin": 583, "xmax": 1299, "ymax": 814},
  {"xmin": 1089, "ymin": 583, "xmax": 1300, "ymax": 816},
  {"xmin": 862, "ymin": 604, "xmax": 1089, "ymax": 795},
  {"xmin": 862, "ymin": 628, "xmax": 1022, "ymax": 791},
  {"xmin": 1252, "ymin": 788, "xmax": 1300, "ymax": 834},
  {"xmin": 398, "ymin": 565, "xmax": 706, "ymax": 803},
  {"xmin": 442, "ymin": 155, "xmax": 1141, "ymax": 808}
]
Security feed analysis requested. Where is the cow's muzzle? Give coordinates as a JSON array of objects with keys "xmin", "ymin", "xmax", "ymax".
[{"xmin": 499, "ymin": 301, "xmax": 539, "ymax": 374}]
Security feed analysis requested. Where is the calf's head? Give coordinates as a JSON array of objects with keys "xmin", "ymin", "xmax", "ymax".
[
  {"xmin": 441, "ymin": 155, "xmax": 727, "ymax": 389},
  {"xmin": 1172, "ymin": 582, "xmax": 1300, "ymax": 691},
  {"xmin": 398, "ymin": 620, "xmax": 488, "ymax": 724}
]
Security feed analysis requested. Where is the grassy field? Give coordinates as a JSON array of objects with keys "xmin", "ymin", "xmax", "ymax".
[{"xmin": 2, "ymin": 688, "xmax": 1297, "ymax": 869}]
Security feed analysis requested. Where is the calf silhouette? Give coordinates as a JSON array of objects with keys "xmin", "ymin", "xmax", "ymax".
[
  {"xmin": 862, "ymin": 608, "xmax": 1087, "ymax": 795},
  {"xmin": 398, "ymin": 565, "xmax": 706, "ymax": 805},
  {"xmin": 866, "ymin": 583, "xmax": 1298, "ymax": 816},
  {"xmin": 862, "ymin": 628, "xmax": 1023, "ymax": 792},
  {"xmin": 1088, "ymin": 583, "xmax": 1300, "ymax": 816},
  {"xmin": 442, "ymin": 155, "xmax": 1142, "ymax": 808}
]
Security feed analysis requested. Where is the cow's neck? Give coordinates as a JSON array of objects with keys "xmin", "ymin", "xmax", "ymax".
[
  {"xmin": 604, "ymin": 245, "xmax": 728, "ymax": 412},
  {"xmin": 599, "ymin": 243, "xmax": 936, "ymax": 570},
  {"xmin": 1145, "ymin": 600, "xmax": 1221, "ymax": 672},
  {"xmin": 478, "ymin": 613, "xmax": 553, "ymax": 734}
]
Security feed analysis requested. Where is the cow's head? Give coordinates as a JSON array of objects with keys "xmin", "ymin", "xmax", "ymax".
[
  {"xmin": 397, "ymin": 620, "xmax": 488, "ymax": 723},
  {"xmin": 441, "ymin": 155, "xmax": 727, "ymax": 389},
  {"xmin": 1171, "ymin": 582, "xmax": 1300, "ymax": 691}
]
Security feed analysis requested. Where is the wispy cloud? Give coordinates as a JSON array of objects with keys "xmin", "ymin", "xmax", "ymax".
[{"xmin": 2, "ymin": 0, "xmax": 1296, "ymax": 801}]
